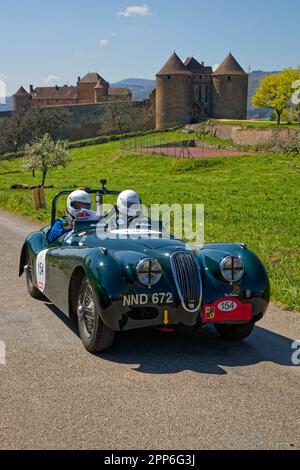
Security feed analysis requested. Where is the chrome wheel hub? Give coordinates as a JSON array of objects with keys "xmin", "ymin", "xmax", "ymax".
[{"xmin": 78, "ymin": 285, "xmax": 95, "ymax": 338}]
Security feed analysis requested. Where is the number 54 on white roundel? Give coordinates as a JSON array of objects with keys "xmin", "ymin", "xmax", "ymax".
[{"xmin": 36, "ymin": 250, "xmax": 49, "ymax": 292}]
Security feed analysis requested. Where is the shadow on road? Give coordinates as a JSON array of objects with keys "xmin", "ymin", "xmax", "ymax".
[{"xmin": 46, "ymin": 303, "xmax": 296, "ymax": 375}]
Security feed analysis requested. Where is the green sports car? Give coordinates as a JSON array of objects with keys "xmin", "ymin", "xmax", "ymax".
[{"xmin": 19, "ymin": 181, "xmax": 270, "ymax": 353}]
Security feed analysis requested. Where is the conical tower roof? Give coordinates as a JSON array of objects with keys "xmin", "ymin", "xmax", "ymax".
[
  {"xmin": 157, "ymin": 52, "xmax": 190, "ymax": 76},
  {"xmin": 94, "ymin": 80, "xmax": 105, "ymax": 89},
  {"xmin": 184, "ymin": 57, "xmax": 204, "ymax": 73},
  {"xmin": 213, "ymin": 53, "xmax": 247, "ymax": 75},
  {"xmin": 14, "ymin": 86, "xmax": 29, "ymax": 96}
]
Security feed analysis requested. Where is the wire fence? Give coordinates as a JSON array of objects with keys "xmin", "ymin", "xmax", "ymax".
[
  {"xmin": 120, "ymin": 134, "xmax": 253, "ymax": 159},
  {"xmin": 120, "ymin": 134, "xmax": 196, "ymax": 159}
]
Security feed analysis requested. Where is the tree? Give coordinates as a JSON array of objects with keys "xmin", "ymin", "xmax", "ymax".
[
  {"xmin": 108, "ymin": 100, "xmax": 136, "ymax": 135},
  {"xmin": 0, "ymin": 109, "xmax": 30, "ymax": 153},
  {"xmin": 23, "ymin": 133, "xmax": 70, "ymax": 186},
  {"xmin": 0, "ymin": 107, "xmax": 70, "ymax": 155},
  {"xmin": 23, "ymin": 107, "xmax": 69, "ymax": 141},
  {"xmin": 252, "ymin": 69, "xmax": 300, "ymax": 124}
]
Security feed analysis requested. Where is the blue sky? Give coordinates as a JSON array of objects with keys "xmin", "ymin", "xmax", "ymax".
[{"xmin": 1, "ymin": 0, "xmax": 299, "ymax": 95}]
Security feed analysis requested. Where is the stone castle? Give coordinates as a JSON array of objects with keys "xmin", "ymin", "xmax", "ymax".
[
  {"xmin": 11, "ymin": 52, "xmax": 248, "ymax": 138},
  {"xmin": 155, "ymin": 52, "xmax": 248, "ymax": 129}
]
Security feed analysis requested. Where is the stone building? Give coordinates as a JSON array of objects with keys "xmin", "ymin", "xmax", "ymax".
[
  {"xmin": 155, "ymin": 52, "xmax": 248, "ymax": 130},
  {"xmin": 13, "ymin": 72, "xmax": 132, "ymax": 111}
]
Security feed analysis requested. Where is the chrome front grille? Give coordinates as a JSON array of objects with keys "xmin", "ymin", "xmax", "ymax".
[{"xmin": 170, "ymin": 251, "xmax": 202, "ymax": 313}]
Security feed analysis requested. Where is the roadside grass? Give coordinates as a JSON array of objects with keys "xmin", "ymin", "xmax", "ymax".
[
  {"xmin": 210, "ymin": 119, "xmax": 299, "ymax": 129},
  {"xmin": 0, "ymin": 137, "xmax": 299, "ymax": 311}
]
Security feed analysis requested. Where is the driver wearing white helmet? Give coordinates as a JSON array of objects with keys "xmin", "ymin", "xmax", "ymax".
[{"xmin": 47, "ymin": 190, "xmax": 92, "ymax": 243}]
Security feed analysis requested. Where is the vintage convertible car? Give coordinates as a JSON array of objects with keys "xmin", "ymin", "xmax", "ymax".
[{"xmin": 19, "ymin": 181, "xmax": 270, "ymax": 353}]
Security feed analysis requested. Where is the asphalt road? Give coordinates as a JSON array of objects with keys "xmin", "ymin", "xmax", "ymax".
[{"xmin": 0, "ymin": 208, "xmax": 299, "ymax": 450}]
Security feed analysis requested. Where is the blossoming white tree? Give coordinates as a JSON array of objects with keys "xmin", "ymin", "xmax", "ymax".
[{"xmin": 23, "ymin": 133, "xmax": 70, "ymax": 187}]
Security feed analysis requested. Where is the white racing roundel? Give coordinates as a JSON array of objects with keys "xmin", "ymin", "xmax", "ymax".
[
  {"xmin": 218, "ymin": 300, "xmax": 238, "ymax": 312},
  {"xmin": 36, "ymin": 250, "xmax": 49, "ymax": 292}
]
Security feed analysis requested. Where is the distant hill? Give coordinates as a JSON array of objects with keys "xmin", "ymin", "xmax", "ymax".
[{"xmin": 0, "ymin": 96, "xmax": 13, "ymax": 112}]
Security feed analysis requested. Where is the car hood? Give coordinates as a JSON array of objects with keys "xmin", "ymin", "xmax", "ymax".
[{"xmin": 69, "ymin": 229, "xmax": 188, "ymax": 254}]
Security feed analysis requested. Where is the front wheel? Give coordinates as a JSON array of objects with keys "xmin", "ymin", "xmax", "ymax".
[
  {"xmin": 77, "ymin": 277, "xmax": 115, "ymax": 353},
  {"xmin": 214, "ymin": 322, "xmax": 255, "ymax": 341},
  {"xmin": 25, "ymin": 258, "xmax": 44, "ymax": 299}
]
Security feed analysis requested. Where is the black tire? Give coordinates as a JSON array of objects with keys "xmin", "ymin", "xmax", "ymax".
[
  {"xmin": 25, "ymin": 257, "xmax": 44, "ymax": 300},
  {"xmin": 77, "ymin": 277, "xmax": 115, "ymax": 353},
  {"xmin": 214, "ymin": 322, "xmax": 255, "ymax": 341}
]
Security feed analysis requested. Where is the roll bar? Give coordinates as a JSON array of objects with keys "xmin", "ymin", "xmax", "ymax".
[{"xmin": 51, "ymin": 179, "xmax": 121, "ymax": 226}]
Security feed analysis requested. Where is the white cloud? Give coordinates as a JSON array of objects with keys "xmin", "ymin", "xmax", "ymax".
[
  {"xmin": 99, "ymin": 39, "xmax": 109, "ymax": 47},
  {"xmin": 43, "ymin": 74, "xmax": 59, "ymax": 85},
  {"xmin": 0, "ymin": 73, "xmax": 7, "ymax": 82},
  {"xmin": 118, "ymin": 4, "xmax": 152, "ymax": 17},
  {"xmin": 110, "ymin": 32, "xmax": 119, "ymax": 37},
  {"xmin": 212, "ymin": 64, "xmax": 220, "ymax": 72}
]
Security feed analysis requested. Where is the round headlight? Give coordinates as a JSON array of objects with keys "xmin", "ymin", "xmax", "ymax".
[
  {"xmin": 136, "ymin": 258, "xmax": 162, "ymax": 287},
  {"xmin": 220, "ymin": 256, "xmax": 244, "ymax": 283}
]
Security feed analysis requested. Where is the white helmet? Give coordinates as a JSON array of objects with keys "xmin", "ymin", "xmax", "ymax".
[
  {"xmin": 117, "ymin": 190, "xmax": 141, "ymax": 218},
  {"xmin": 67, "ymin": 190, "xmax": 92, "ymax": 218}
]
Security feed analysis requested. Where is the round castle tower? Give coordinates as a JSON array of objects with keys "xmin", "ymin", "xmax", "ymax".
[
  {"xmin": 212, "ymin": 53, "xmax": 248, "ymax": 119},
  {"xmin": 13, "ymin": 87, "xmax": 32, "ymax": 111},
  {"xmin": 156, "ymin": 52, "xmax": 192, "ymax": 130}
]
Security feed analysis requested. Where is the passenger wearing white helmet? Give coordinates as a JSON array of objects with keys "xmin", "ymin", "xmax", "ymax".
[
  {"xmin": 117, "ymin": 190, "xmax": 141, "ymax": 217},
  {"xmin": 47, "ymin": 190, "xmax": 92, "ymax": 243},
  {"xmin": 113, "ymin": 189, "xmax": 163, "ymax": 234},
  {"xmin": 115, "ymin": 190, "xmax": 142, "ymax": 228}
]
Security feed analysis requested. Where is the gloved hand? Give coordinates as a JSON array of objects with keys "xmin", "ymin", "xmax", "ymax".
[{"xmin": 62, "ymin": 219, "xmax": 73, "ymax": 230}]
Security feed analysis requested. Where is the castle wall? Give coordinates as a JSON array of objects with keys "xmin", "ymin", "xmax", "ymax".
[
  {"xmin": 32, "ymin": 99, "xmax": 77, "ymax": 107},
  {"xmin": 185, "ymin": 122, "xmax": 300, "ymax": 147},
  {"xmin": 41, "ymin": 100, "xmax": 155, "ymax": 140},
  {"xmin": 212, "ymin": 75, "xmax": 248, "ymax": 119}
]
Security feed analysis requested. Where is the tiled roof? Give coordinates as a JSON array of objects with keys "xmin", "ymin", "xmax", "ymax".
[
  {"xmin": 184, "ymin": 57, "xmax": 212, "ymax": 75},
  {"xmin": 14, "ymin": 86, "xmax": 30, "ymax": 96},
  {"xmin": 80, "ymin": 73, "xmax": 109, "ymax": 87},
  {"xmin": 95, "ymin": 80, "xmax": 105, "ymax": 89},
  {"xmin": 31, "ymin": 86, "xmax": 78, "ymax": 100}
]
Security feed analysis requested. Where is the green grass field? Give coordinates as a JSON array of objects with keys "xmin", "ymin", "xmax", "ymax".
[{"xmin": 0, "ymin": 134, "xmax": 299, "ymax": 311}]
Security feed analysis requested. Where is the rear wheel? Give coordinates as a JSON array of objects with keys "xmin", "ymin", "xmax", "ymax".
[
  {"xmin": 77, "ymin": 277, "xmax": 115, "ymax": 353},
  {"xmin": 214, "ymin": 322, "xmax": 254, "ymax": 341},
  {"xmin": 25, "ymin": 257, "xmax": 44, "ymax": 299}
]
